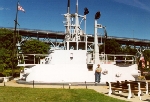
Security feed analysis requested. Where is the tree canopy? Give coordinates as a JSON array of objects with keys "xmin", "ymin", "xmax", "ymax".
[
  {"xmin": 0, "ymin": 29, "xmax": 50, "ymax": 76},
  {"xmin": 0, "ymin": 28, "xmax": 14, "ymax": 76},
  {"xmin": 21, "ymin": 39, "xmax": 50, "ymax": 54},
  {"xmin": 99, "ymin": 39, "xmax": 121, "ymax": 54}
]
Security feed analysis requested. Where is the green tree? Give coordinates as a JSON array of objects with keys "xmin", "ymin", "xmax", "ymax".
[
  {"xmin": 0, "ymin": 28, "xmax": 16, "ymax": 76},
  {"xmin": 143, "ymin": 50, "xmax": 150, "ymax": 61},
  {"xmin": 99, "ymin": 39, "xmax": 121, "ymax": 54},
  {"xmin": 21, "ymin": 39, "xmax": 50, "ymax": 54},
  {"xmin": 121, "ymin": 45, "xmax": 137, "ymax": 55},
  {"xmin": 21, "ymin": 39, "xmax": 50, "ymax": 64}
]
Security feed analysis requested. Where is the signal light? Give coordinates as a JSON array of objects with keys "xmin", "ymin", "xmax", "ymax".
[
  {"xmin": 84, "ymin": 7, "xmax": 89, "ymax": 15},
  {"xmin": 95, "ymin": 11, "xmax": 101, "ymax": 19}
]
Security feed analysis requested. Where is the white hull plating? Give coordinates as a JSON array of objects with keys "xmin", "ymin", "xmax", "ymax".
[
  {"xmin": 25, "ymin": 63, "xmax": 139, "ymax": 83},
  {"xmin": 24, "ymin": 50, "xmax": 140, "ymax": 83}
]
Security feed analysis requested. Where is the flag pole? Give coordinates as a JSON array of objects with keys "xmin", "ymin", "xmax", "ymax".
[
  {"xmin": 14, "ymin": 1, "xmax": 19, "ymax": 42},
  {"xmin": 12, "ymin": 1, "xmax": 19, "ymax": 77}
]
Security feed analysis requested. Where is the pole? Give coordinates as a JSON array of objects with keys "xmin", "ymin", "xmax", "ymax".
[
  {"xmin": 12, "ymin": 1, "xmax": 19, "ymax": 77},
  {"xmin": 84, "ymin": 16, "xmax": 86, "ymax": 36},
  {"xmin": 94, "ymin": 19, "xmax": 99, "ymax": 64},
  {"xmin": 33, "ymin": 80, "xmax": 34, "ymax": 88},
  {"xmin": 133, "ymin": 30, "xmax": 135, "ymax": 49},
  {"xmin": 104, "ymin": 38, "xmax": 105, "ymax": 54},
  {"xmin": 85, "ymin": 81, "xmax": 87, "ymax": 89},
  {"xmin": 14, "ymin": 1, "xmax": 19, "ymax": 42}
]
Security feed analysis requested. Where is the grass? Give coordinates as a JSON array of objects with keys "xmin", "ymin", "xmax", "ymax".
[{"xmin": 0, "ymin": 87, "xmax": 127, "ymax": 102}]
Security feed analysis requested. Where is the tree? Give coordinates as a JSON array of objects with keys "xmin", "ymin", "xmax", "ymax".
[
  {"xmin": 143, "ymin": 50, "xmax": 150, "ymax": 61},
  {"xmin": 0, "ymin": 28, "xmax": 16, "ymax": 76},
  {"xmin": 21, "ymin": 39, "xmax": 50, "ymax": 54},
  {"xmin": 21, "ymin": 39, "xmax": 50, "ymax": 64},
  {"xmin": 121, "ymin": 45, "xmax": 137, "ymax": 55},
  {"xmin": 99, "ymin": 39, "xmax": 121, "ymax": 54}
]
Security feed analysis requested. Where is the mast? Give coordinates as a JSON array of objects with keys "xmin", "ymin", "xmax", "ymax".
[
  {"xmin": 13, "ymin": 1, "xmax": 25, "ymax": 76},
  {"xmin": 63, "ymin": 0, "xmax": 89, "ymax": 50},
  {"xmin": 14, "ymin": 1, "xmax": 19, "ymax": 43},
  {"xmin": 94, "ymin": 19, "xmax": 99, "ymax": 64},
  {"xmin": 75, "ymin": 0, "xmax": 79, "ymax": 41},
  {"xmin": 67, "ymin": 0, "xmax": 70, "ymax": 13},
  {"xmin": 76, "ymin": 0, "xmax": 78, "ymax": 14},
  {"xmin": 94, "ymin": 11, "xmax": 101, "ymax": 64},
  {"xmin": 65, "ymin": 0, "xmax": 70, "ymax": 42},
  {"xmin": 12, "ymin": 1, "xmax": 19, "ymax": 77}
]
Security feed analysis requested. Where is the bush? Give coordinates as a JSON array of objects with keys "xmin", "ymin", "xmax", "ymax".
[
  {"xmin": 2, "ymin": 69, "xmax": 12, "ymax": 77},
  {"xmin": 145, "ymin": 75, "xmax": 150, "ymax": 80}
]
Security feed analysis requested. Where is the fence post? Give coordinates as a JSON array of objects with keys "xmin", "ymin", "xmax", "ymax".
[
  {"xmin": 63, "ymin": 83, "xmax": 64, "ymax": 89},
  {"xmin": 33, "ymin": 80, "xmax": 34, "ymax": 88},
  {"xmin": 62, "ymin": 80, "xmax": 64, "ymax": 89},
  {"xmin": 85, "ymin": 81, "xmax": 87, "ymax": 89},
  {"xmin": 69, "ymin": 83, "xmax": 71, "ymax": 89}
]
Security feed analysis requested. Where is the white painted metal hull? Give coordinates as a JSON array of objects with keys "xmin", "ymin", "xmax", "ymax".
[{"xmin": 26, "ymin": 50, "xmax": 139, "ymax": 83}]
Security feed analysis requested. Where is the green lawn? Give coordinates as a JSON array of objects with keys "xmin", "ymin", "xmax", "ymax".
[{"xmin": 0, "ymin": 87, "xmax": 127, "ymax": 102}]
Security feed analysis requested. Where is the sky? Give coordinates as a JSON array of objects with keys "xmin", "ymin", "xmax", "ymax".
[{"xmin": 1, "ymin": 0, "xmax": 150, "ymax": 39}]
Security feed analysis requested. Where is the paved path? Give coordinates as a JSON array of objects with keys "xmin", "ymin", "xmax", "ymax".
[{"xmin": 0, "ymin": 80, "xmax": 150, "ymax": 102}]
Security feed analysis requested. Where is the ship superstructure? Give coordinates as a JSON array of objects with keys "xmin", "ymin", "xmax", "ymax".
[{"xmin": 18, "ymin": 0, "xmax": 140, "ymax": 83}]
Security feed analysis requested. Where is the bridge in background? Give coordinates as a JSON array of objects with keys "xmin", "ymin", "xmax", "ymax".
[{"xmin": 2, "ymin": 27, "xmax": 150, "ymax": 49}]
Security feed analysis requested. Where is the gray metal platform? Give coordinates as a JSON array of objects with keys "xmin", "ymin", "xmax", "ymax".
[{"xmin": 16, "ymin": 79, "xmax": 106, "ymax": 86}]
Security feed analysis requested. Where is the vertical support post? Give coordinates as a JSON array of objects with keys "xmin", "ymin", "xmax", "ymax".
[
  {"xmin": 39, "ymin": 57, "xmax": 40, "ymax": 64},
  {"xmin": 34, "ymin": 55, "xmax": 35, "ymax": 64},
  {"xmin": 55, "ymin": 35, "xmax": 57, "ymax": 47},
  {"xmin": 12, "ymin": 1, "xmax": 19, "ymax": 77},
  {"xmin": 18, "ymin": 56, "xmax": 20, "ymax": 65},
  {"xmin": 104, "ymin": 43, "xmax": 105, "ymax": 64},
  {"xmin": 69, "ymin": 83, "xmax": 71, "ymax": 89},
  {"xmin": 4, "ymin": 81, "xmax": 5, "ymax": 86},
  {"xmin": 76, "ymin": 42, "xmax": 78, "ymax": 50},
  {"xmin": 65, "ymin": 0, "xmax": 70, "ymax": 41},
  {"xmin": 63, "ymin": 83, "xmax": 64, "ymax": 89},
  {"xmin": 94, "ymin": 20, "xmax": 99, "ymax": 64},
  {"xmin": 33, "ymin": 80, "xmax": 34, "ymax": 88},
  {"xmin": 37, "ymin": 32, "xmax": 39, "ymax": 41},
  {"xmin": 84, "ymin": 15, "xmax": 86, "ymax": 35},
  {"xmin": 105, "ymin": 54, "xmax": 107, "ymax": 64},
  {"xmin": 67, "ymin": 41, "xmax": 69, "ymax": 50},
  {"xmin": 62, "ymin": 80, "xmax": 64, "ymax": 89},
  {"xmin": 85, "ymin": 81, "xmax": 87, "ymax": 89},
  {"xmin": 85, "ymin": 35, "xmax": 87, "ymax": 50},
  {"xmin": 75, "ymin": 13, "xmax": 78, "ymax": 41},
  {"xmin": 23, "ymin": 54, "xmax": 25, "ymax": 64},
  {"xmin": 101, "ymin": 33, "xmax": 102, "ymax": 44},
  {"xmin": 104, "ymin": 38, "xmax": 105, "ymax": 54},
  {"xmin": 75, "ymin": 0, "xmax": 79, "ymax": 42}
]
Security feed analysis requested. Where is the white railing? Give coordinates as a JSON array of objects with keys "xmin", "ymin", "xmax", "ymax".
[
  {"xmin": 87, "ymin": 53, "xmax": 137, "ymax": 64},
  {"xmin": 17, "ymin": 54, "xmax": 51, "ymax": 66}
]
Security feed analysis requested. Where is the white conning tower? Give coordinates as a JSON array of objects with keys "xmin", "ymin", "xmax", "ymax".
[{"xmin": 63, "ymin": 0, "xmax": 89, "ymax": 50}]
